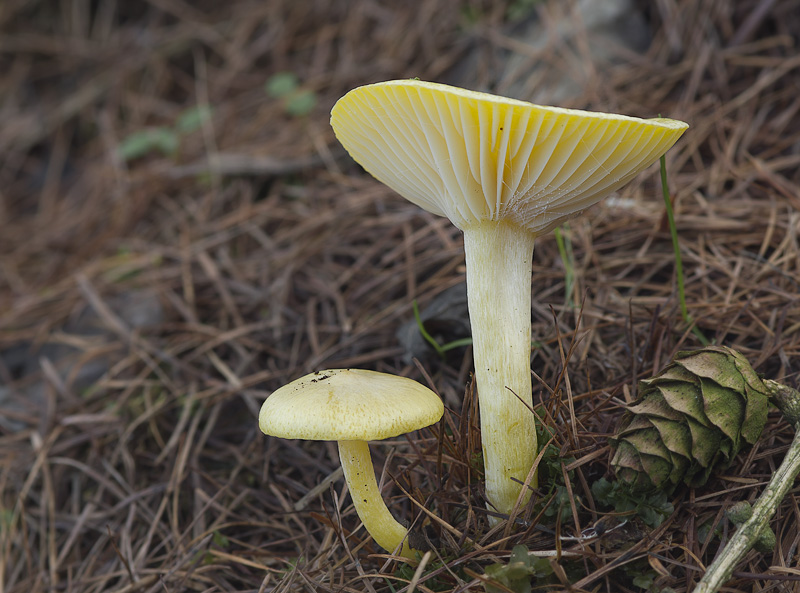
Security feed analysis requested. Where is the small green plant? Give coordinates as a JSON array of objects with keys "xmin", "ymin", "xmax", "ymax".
[
  {"xmin": 554, "ymin": 223, "xmax": 576, "ymax": 307},
  {"xmin": 592, "ymin": 478, "xmax": 673, "ymax": 528},
  {"xmin": 0, "ymin": 508, "xmax": 14, "ymax": 529},
  {"xmin": 535, "ymin": 419, "xmax": 575, "ymax": 486},
  {"xmin": 632, "ymin": 571, "xmax": 656, "ymax": 590},
  {"xmin": 412, "ymin": 299, "xmax": 473, "ymax": 358},
  {"xmin": 482, "ymin": 545, "xmax": 554, "ymax": 593},
  {"xmin": 622, "ymin": 559, "xmax": 660, "ymax": 590},
  {"xmin": 506, "ymin": 0, "xmax": 544, "ymax": 21},
  {"xmin": 610, "ymin": 346, "xmax": 769, "ymax": 493},
  {"xmin": 117, "ymin": 128, "xmax": 178, "ymax": 160},
  {"xmin": 117, "ymin": 104, "xmax": 213, "ymax": 162},
  {"xmin": 200, "ymin": 530, "xmax": 231, "ymax": 565},
  {"xmin": 278, "ymin": 555, "xmax": 304, "ymax": 579},
  {"xmin": 697, "ymin": 519, "xmax": 722, "ymax": 545},
  {"xmin": 620, "ymin": 559, "xmax": 677, "ymax": 592},
  {"xmin": 266, "ymin": 72, "xmax": 317, "ymax": 117},
  {"xmin": 411, "ymin": 300, "xmax": 541, "ymax": 359},
  {"xmin": 175, "ymin": 105, "xmax": 213, "ymax": 134},
  {"xmin": 526, "ymin": 418, "xmax": 578, "ymax": 523},
  {"xmin": 211, "ymin": 530, "xmax": 229, "ymax": 548},
  {"xmin": 541, "ymin": 484, "xmax": 579, "ymax": 524},
  {"xmin": 659, "ymin": 155, "xmax": 709, "ymax": 345}
]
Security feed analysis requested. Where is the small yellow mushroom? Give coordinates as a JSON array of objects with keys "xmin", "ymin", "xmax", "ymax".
[{"xmin": 259, "ymin": 368, "xmax": 443, "ymax": 560}]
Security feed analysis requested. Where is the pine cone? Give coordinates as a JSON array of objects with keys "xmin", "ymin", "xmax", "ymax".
[{"xmin": 610, "ymin": 346, "xmax": 770, "ymax": 492}]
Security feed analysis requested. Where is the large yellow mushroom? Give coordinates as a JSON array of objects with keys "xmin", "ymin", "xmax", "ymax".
[{"xmin": 331, "ymin": 80, "xmax": 688, "ymax": 517}]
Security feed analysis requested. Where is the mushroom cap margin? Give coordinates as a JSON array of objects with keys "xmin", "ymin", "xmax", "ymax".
[
  {"xmin": 331, "ymin": 79, "xmax": 689, "ymax": 235},
  {"xmin": 259, "ymin": 368, "xmax": 444, "ymax": 441}
]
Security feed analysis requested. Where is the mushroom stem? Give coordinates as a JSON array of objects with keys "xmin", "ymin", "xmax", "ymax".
[
  {"xmin": 337, "ymin": 440, "xmax": 415, "ymax": 560},
  {"xmin": 463, "ymin": 221, "xmax": 538, "ymax": 516}
]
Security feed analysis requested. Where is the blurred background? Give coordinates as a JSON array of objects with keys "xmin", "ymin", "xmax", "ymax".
[{"xmin": 2, "ymin": 1, "xmax": 800, "ymax": 591}]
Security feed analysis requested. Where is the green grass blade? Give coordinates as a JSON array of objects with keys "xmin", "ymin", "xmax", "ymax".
[
  {"xmin": 412, "ymin": 300, "xmax": 445, "ymax": 357},
  {"xmin": 660, "ymin": 155, "xmax": 709, "ymax": 345},
  {"xmin": 554, "ymin": 224, "xmax": 576, "ymax": 308}
]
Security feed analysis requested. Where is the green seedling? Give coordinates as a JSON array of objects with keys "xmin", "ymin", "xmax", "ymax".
[
  {"xmin": 483, "ymin": 545, "xmax": 554, "ymax": 593},
  {"xmin": 697, "ymin": 519, "xmax": 723, "ymax": 546},
  {"xmin": 412, "ymin": 300, "xmax": 473, "ymax": 358},
  {"xmin": 554, "ymin": 223, "xmax": 576, "ymax": 308},
  {"xmin": 212, "ymin": 530, "xmax": 229, "ymax": 548},
  {"xmin": 592, "ymin": 478, "xmax": 673, "ymax": 528},
  {"xmin": 117, "ymin": 127, "xmax": 179, "ymax": 161},
  {"xmin": 507, "ymin": 0, "xmax": 545, "ymax": 21},
  {"xmin": 621, "ymin": 559, "xmax": 677, "ymax": 592},
  {"xmin": 176, "ymin": 105, "xmax": 213, "ymax": 134},
  {"xmin": 540, "ymin": 484, "xmax": 579, "ymax": 524},
  {"xmin": 411, "ymin": 300, "xmax": 542, "ymax": 359},
  {"xmin": 621, "ymin": 560, "xmax": 660, "ymax": 591},
  {"xmin": 631, "ymin": 570, "xmax": 656, "ymax": 590},
  {"xmin": 117, "ymin": 104, "xmax": 214, "ymax": 162},
  {"xmin": 659, "ymin": 155, "xmax": 709, "ymax": 345},
  {"xmin": 266, "ymin": 72, "xmax": 317, "ymax": 117}
]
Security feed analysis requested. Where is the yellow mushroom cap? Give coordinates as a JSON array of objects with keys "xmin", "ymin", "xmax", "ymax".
[
  {"xmin": 259, "ymin": 369, "xmax": 444, "ymax": 441},
  {"xmin": 331, "ymin": 79, "xmax": 689, "ymax": 235}
]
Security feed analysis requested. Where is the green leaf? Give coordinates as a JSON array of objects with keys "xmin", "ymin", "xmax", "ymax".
[
  {"xmin": 212, "ymin": 530, "xmax": 229, "ymax": 547},
  {"xmin": 742, "ymin": 383, "xmax": 769, "ymax": 444},
  {"xmin": 0, "ymin": 508, "xmax": 14, "ymax": 528},
  {"xmin": 654, "ymin": 381, "xmax": 708, "ymax": 426},
  {"xmin": 685, "ymin": 417, "xmax": 721, "ymax": 467},
  {"xmin": 542, "ymin": 485, "xmax": 578, "ymax": 523},
  {"xmin": 117, "ymin": 127, "xmax": 179, "ymax": 161},
  {"xmin": 648, "ymin": 416, "xmax": 692, "ymax": 459},
  {"xmin": 591, "ymin": 477, "xmax": 614, "ymax": 502},
  {"xmin": 677, "ymin": 349, "xmax": 744, "ymax": 392},
  {"xmin": 554, "ymin": 224, "xmax": 576, "ymax": 308},
  {"xmin": 266, "ymin": 72, "xmax": 299, "ymax": 98},
  {"xmin": 700, "ymin": 378, "xmax": 744, "ymax": 445},
  {"xmin": 413, "ymin": 299, "xmax": 445, "ymax": 358},
  {"xmin": 507, "ymin": 0, "xmax": 544, "ymax": 21},
  {"xmin": 508, "ymin": 545, "xmax": 531, "ymax": 567},
  {"xmin": 659, "ymin": 155, "xmax": 709, "ymax": 345},
  {"xmin": 285, "ymin": 89, "xmax": 317, "ymax": 117},
  {"xmin": 592, "ymin": 478, "xmax": 673, "ymax": 528},
  {"xmin": 175, "ymin": 105, "xmax": 213, "ymax": 134},
  {"xmin": 632, "ymin": 573, "xmax": 655, "ymax": 589},
  {"xmin": 697, "ymin": 520, "xmax": 721, "ymax": 544},
  {"xmin": 483, "ymin": 545, "xmax": 554, "ymax": 593},
  {"xmin": 627, "ymin": 391, "xmax": 684, "ymax": 422}
]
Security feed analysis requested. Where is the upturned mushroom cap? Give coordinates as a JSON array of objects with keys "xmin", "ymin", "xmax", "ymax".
[
  {"xmin": 331, "ymin": 79, "xmax": 689, "ymax": 235},
  {"xmin": 259, "ymin": 369, "xmax": 444, "ymax": 441}
]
